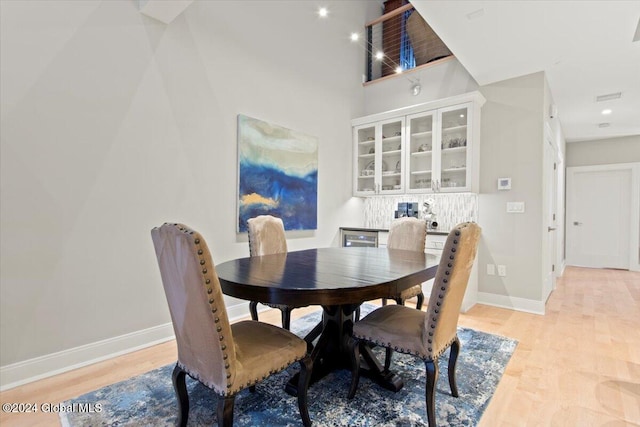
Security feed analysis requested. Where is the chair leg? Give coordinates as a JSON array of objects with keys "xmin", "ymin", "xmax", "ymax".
[
  {"xmin": 425, "ymin": 359, "xmax": 438, "ymax": 427},
  {"xmin": 383, "ymin": 296, "xmax": 404, "ymax": 369},
  {"xmin": 448, "ymin": 337, "xmax": 460, "ymax": 397},
  {"xmin": 281, "ymin": 307, "xmax": 292, "ymax": 330},
  {"xmin": 384, "ymin": 347, "xmax": 393, "ymax": 372},
  {"xmin": 354, "ymin": 305, "xmax": 361, "ymax": 322},
  {"xmin": 384, "ymin": 298, "xmax": 403, "ymax": 371},
  {"xmin": 172, "ymin": 364, "xmax": 189, "ymax": 427},
  {"xmin": 416, "ymin": 292, "xmax": 425, "ymax": 310},
  {"xmin": 381, "ymin": 298, "xmax": 388, "ymax": 306},
  {"xmin": 249, "ymin": 301, "xmax": 259, "ymax": 321},
  {"xmin": 347, "ymin": 337, "xmax": 361, "ymax": 399},
  {"xmin": 217, "ymin": 395, "xmax": 235, "ymax": 427},
  {"xmin": 297, "ymin": 356, "xmax": 313, "ymax": 427}
]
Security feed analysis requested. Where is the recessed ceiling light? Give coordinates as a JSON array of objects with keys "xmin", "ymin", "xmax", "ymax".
[
  {"xmin": 350, "ymin": 32, "xmax": 359, "ymax": 42},
  {"xmin": 375, "ymin": 51, "xmax": 384, "ymax": 60},
  {"xmin": 318, "ymin": 7, "xmax": 328, "ymax": 18},
  {"xmin": 601, "ymin": 109, "xmax": 612, "ymax": 115},
  {"xmin": 460, "ymin": 114, "xmax": 465, "ymax": 118}
]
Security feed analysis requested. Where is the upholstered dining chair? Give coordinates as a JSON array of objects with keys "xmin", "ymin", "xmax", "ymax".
[
  {"xmin": 347, "ymin": 222, "xmax": 481, "ymax": 427},
  {"xmin": 151, "ymin": 223, "xmax": 312, "ymax": 427},
  {"xmin": 247, "ymin": 215, "xmax": 299, "ymax": 330},
  {"xmin": 380, "ymin": 217, "xmax": 429, "ymax": 370},
  {"xmin": 382, "ymin": 217, "xmax": 428, "ymax": 309}
]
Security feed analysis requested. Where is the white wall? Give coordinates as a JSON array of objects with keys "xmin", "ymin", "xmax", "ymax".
[
  {"xmin": 0, "ymin": 0, "xmax": 377, "ymax": 386},
  {"xmin": 477, "ymin": 72, "xmax": 546, "ymax": 309},
  {"xmin": 363, "ymin": 58, "xmax": 479, "ymax": 115},
  {"xmin": 566, "ymin": 135, "xmax": 640, "ymax": 167}
]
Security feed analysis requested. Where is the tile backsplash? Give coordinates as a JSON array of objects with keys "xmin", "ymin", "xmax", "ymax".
[{"xmin": 364, "ymin": 193, "xmax": 478, "ymax": 231}]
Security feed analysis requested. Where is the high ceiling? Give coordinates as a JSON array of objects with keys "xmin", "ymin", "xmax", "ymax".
[{"xmin": 412, "ymin": 0, "xmax": 640, "ymax": 143}]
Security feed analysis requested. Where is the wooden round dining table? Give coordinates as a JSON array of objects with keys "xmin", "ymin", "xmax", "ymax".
[{"xmin": 215, "ymin": 246, "xmax": 440, "ymax": 395}]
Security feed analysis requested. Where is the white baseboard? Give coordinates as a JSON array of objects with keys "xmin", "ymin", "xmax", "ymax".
[
  {"xmin": 0, "ymin": 302, "xmax": 258, "ymax": 392},
  {"xmin": 558, "ymin": 260, "xmax": 566, "ymax": 277},
  {"xmin": 477, "ymin": 292, "xmax": 545, "ymax": 315},
  {"xmin": 0, "ymin": 323, "xmax": 175, "ymax": 391}
]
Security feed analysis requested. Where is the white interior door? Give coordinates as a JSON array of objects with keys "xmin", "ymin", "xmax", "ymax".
[
  {"xmin": 543, "ymin": 140, "xmax": 558, "ymax": 301},
  {"xmin": 566, "ymin": 167, "xmax": 631, "ymax": 269}
]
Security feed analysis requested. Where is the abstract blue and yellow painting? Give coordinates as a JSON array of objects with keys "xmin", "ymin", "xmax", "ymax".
[{"xmin": 237, "ymin": 115, "xmax": 318, "ymax": 232}]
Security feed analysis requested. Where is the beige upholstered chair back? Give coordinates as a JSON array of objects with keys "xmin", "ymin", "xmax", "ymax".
[
  {"xmin": 247, "ymin": 215, "xmax": 287, "ymax": 256},
  {"xmin": 151, "ymin": 223, "xmax": 237, "ymax": 395},
  {"xmin": 422, "ymin": 222, "xmax": 481, "ymax": 358},
  {"xmin": 387, "ymin": 217, "xmax": 427, "ymax": 252}
]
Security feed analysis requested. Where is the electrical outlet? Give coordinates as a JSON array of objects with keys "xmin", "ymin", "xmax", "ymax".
[
  {"xmin": 497, "ymin": 265, "xmax": 507, "ymax": 277},
  {"xmin": 486, "ymin": 264, "xmax": 495, "ymax": 275}
]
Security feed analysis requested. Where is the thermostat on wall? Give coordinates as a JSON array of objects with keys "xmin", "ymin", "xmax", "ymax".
[{"xmin": 497, "ymin": 177, "xmax": 511, "ymax": 190}]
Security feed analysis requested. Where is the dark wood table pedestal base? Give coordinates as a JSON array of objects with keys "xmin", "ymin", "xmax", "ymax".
[
  {"xmin": 285, "ymin": 304, "xmax": 405, "ymax": 396},
  {"xmin": 358, "ymin": 344, "xmax": 404, "ymax": 392},
  {"xmin": 216, "ymin": 248, "xmax": 437, "ymax": 397}
]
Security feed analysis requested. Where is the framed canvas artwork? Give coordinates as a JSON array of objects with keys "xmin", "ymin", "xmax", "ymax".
[{"xmin": 237, "ymin": 115, "xmax": 318, "ymax": 232}]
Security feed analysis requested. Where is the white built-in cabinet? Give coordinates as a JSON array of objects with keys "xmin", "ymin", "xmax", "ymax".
[
  {"xmin": 406, "ymin": 104, "xmax": 472, "ymax": 192},
  {"xmin": 354, "ymin": 118, "xmax": 405, "ymax": 195},
  {"xmin": 353, "ymin": 92, "xmax": 485, "ymax": 196}
]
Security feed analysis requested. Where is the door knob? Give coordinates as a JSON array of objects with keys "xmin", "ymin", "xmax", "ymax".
[{"xmin": 573, "ymin": 221, "xmax": 582, "ymax": 226}]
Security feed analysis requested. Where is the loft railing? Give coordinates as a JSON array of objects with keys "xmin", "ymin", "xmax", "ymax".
[{"xmin": 364, "ymin": 4, "xmax": 453, "ymax": 83}]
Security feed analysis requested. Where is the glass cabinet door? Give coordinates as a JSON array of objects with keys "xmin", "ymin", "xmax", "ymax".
[
  {"xmin": 379, "ymin": 118, "xmax": 404, "ymax": 194},
  {"xmin": 438, "ymin": 105, "xmax": 471, "ymax": 191},
  {"xmin": 355, "ymin": 124, "xmax": 376, "ymax": 194},
  {"xmin": 407, "ymin": 112, "xmax": 435, "ymax": 192}
]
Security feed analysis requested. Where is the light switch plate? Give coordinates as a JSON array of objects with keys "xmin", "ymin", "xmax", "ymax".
[
  {"xmin": 486, "ymin": 264, "xmax": 495, "ymax": 275},
  {"xmin": 506, "ymin": 202, "xmax": 525, "ymax": 213},
  {"xmin": 497, "ymin": 265, "xmax": 507, "ymax": 277}
]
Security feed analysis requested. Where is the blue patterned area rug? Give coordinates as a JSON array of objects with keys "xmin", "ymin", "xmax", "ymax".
[{"xmin": 60, "ymin": 305, "xmax": 517, "ymax": 426}]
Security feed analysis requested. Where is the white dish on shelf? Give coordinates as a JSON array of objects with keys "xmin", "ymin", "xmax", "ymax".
[{"xmin": 364, "ymin": 159, "xmax": 388, "ymax": 173}]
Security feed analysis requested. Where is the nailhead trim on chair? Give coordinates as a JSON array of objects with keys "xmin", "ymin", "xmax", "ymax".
[
  {"xmin": 171, "ymin": 224, "xmax": 236, "ymax": 396},
  {"xmin": 424, "ymin": 227, "xmax": 461, "ymax": 358},
  {"xmin": 171, "ymin": 223, "xmax": 308, "ymax": 397},
  {"xmin": 353, "ymin": 329, "xmax": 459, "ymax": 361},
  {"xmin": 353, "ymin": 224, "xmax": 469, "ymax": 361}
]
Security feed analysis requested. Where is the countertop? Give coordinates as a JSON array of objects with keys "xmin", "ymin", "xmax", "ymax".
[{"xmin": 340, "ymin": 226, "xmax": 449, "ymax": 236}]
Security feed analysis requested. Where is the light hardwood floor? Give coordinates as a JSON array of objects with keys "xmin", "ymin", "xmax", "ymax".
[{"xmin": 1, "ymin": 266, "xmax": 639, "ymax": 426}]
